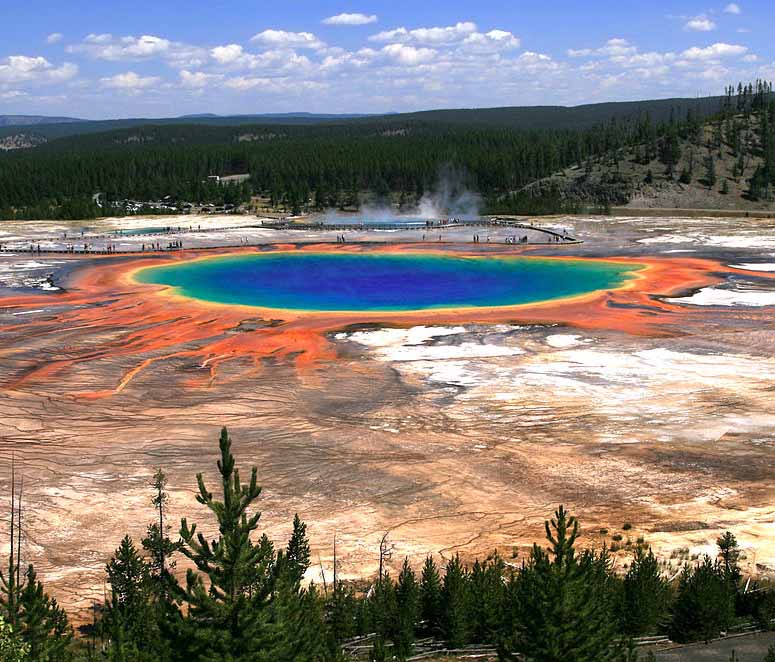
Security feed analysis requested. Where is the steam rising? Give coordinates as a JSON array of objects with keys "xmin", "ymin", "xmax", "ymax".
[
  {"xmin": 324, "ymin": 164, "xmax": 481, "ymax": 223},
  {"xmin": 417, "ymin": 165, "xmax": 481, "ymax": 220}
]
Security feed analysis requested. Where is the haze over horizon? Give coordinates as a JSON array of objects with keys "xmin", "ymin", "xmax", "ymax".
[{"xmin": 1, "ymin": 0, "xmax": 774, "ymax": 119}]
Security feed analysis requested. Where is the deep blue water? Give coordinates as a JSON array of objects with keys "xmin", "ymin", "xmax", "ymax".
[{"xmin": 135, "ymin": 252, "xmax": 641, "ymax": 312}]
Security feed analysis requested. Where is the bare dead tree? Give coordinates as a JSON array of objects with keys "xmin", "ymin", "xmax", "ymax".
[
  {"xmin": 16, "ymin": 474, "xmax": 23, "ymax": 591},
  {"xmin": 318, "ymin": 555, "xmax": 328, "ymax": 596},
  {"xmin": 1, "ymin": 454, "xmax": 27, "ymax": 630},
  {"xmin": 333, "ymin": 532, "xmax": 337, "ymax": 589},
  {"xmin": 378, "ymin": 531, "xmax": 394, "ymax": 582}
]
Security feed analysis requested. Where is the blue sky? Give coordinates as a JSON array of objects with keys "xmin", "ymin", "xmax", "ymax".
[{"xmin": 1, "ymin": 0, "xmax": 773, "ymax": 118}]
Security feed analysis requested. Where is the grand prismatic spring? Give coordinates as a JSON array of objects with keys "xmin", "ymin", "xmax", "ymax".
[
  {"xmin": 1, "ymin": 214, "xmax": 775, "ymax": 619},
  {"xmin": 134, "ymin": 252, "xmax": 643, "ymax": 312}
]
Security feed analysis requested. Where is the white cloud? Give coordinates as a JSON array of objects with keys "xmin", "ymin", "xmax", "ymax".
[
  {"xmin": 224, "ymin": 76, "xmax": 325, "ymax": 94},
  {"xmin": 724, "ymin": 3, "xmax": 741, "ymax": 14},
  {"xmin": 250, "ymin": 30, "xmax": 325, "ymax": 50},
  {"xmin": 46, "ymin": 33, "xmax": 63, "ymax": 45},
  {"xmin": 72, "ymin": 33, "xmax": 170, "ymax": 59},
  {"xmin": 461, "ymin": 30, "xmax": 521, "ymax": 52},
  {"xmin": 323, "ymin": 13, "xmax": 378, "ymax": 26},
  {"xmin": 568, "ymin": 38, "xmax": 637, "ymax": 58},
  {"xmin": 610, "ymin": 51, "xmax": 676, "ymax": 68},
  {"xmin": 179, "ymin": 70, "xmax": 221, "ymax": 88},
  {"xmin": 68, "ymin": 34, "xmax": 207, "ymax": 68},
  {"xmin": 381, "ymin": 44, "xmax": 436, "ymax": 66},
  {"xmin": 210, "ymin": 44, "xmax": 246, "ymax": 65},
  {"xmin": 100, "ymin": 71, "xmax": 161, "ymax": 90},
  {"xmin": 0, "ymin": 55, "xmax": 77, "ymax": 84},
  {"xmin": 515, "ymin": 52, "xmax": 559, "ymax": 73},
  {"xmin": 370, "ymin": 21, "xmax": 477, "ymax": 45},
  {"xmin": 208, "ymin": 44, "xmax": 312, "ymax": 73},
  {"xmin": 224, "ymin": 76, "xmax": 269, "ymax": 91},
  {"xmin": 681, "ymin": 43, "xmax": 748, "ymax": 59},
  {"xmin": 685, "ymin": 17, "xmax": 717, "ymax": 32}
]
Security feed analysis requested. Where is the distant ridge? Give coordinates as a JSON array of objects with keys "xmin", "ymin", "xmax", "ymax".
[
  {"xmin": 0, "ymin": 96, "xmax": 730, "ymax": 143},
  {"xmin": 377, "ymin": 96, "xmax": 728, "ymax": 130},
  {"xmin": 0, "ymin": 115, "xmax": 84, "ymax": 127}
]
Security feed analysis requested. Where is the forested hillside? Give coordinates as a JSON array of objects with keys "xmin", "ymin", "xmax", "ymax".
[
  {"xmin": 517, "ymin": 81, "xmax": 775, "ymax": 212},
  {"xmin": 0, "ymin": 83, "xmax": 772, "ymax": 220},
  {"xmin": 0, "ymin": 119, "xmax": 660, "ymax": 219}
]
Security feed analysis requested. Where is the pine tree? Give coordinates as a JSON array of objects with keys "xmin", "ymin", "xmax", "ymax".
[
  {"xmin": 102, "ymin": 535, "xmax": 161, "ymax": 660},
  {"xmin": 620, "ymin": 547, "xmax": 670, "ymax": 636},
  {"xmin": 469, "ymin": 554, "xmax": 505, "ymax": 644},
  {"xmin": 441, "ymin": 555, "xmax": 470, "ymax": 648},
  {"xmin": 278, "ymin": 514, "xmax": 311, "ymax": 586},
  {"xmin": 0, "ymin": 616, "xmax": 29, "ymax": 661},
  {"xmin": 515, "ymin": 505, "xmax": 619, "ymax": 662},
  {"xmin": 670, "ymin": 556, "xmax": 733, "ymax": 643},
  {"xmin": 419, "ymin": 556, "xmax": 442, "ymax": 637},
  {"xmin": 717, "ymin": 532, "xmax": 741, "ymax": 587},
  {"xmin": 705, "ymin": 154, "xmax": 717, "ymax": 189},
  {"xmin": 327, "ymin": 580, "xmax": 356, "ymax": 655},
  {"xmin": 394, "ymin": 559, "xmax": 419, "ymax": 660},
  {"xmin": 170, "ymin": 426, "xmax": 276, "ymax": 660},
  {"xmin": 261, "ymin": 573, "xmax": 327, "ymax": 661},
  {"xmin": 17, "ymin": 565, "xmax": 72, "ymax": 662},
  {"xmin": 366, "ymin": 573, "xmax": 397, "ymax": 660},
  {"xmin": 142, "ymin": 469, "xmax": 177, "ymax": 581}
]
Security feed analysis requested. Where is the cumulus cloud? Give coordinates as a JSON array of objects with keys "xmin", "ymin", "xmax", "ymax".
[
  {"xmin": 370, "ymin": 21, "xmax": 477, "ymax": 45},
  {"xmin": 514, "ymin": 52, "xmax": 559, "ymax": 73},
  {"xmin": 179, "ymin": 70, "xmax": 221, "ymax": 88},
  {"xmin": 68, "ymin": 34, "xmax": 206, "ymax": 68},
  {"xmin": 0, "ymin": 55, "xmax": 77, "ymax": 84},
  {"xmin": 208, "ymin": 44, "xmax": 312, "ymax": 73},
  {"xmin": 71, "ymin": 33, "xmax": 170, "ymax": 59},
  {"xmin": 323, "ymin": 13, "xmax": 378, "ymax": 26},
  {"xmin": 210, "ymin": 44, "xmax": 246, "ymax": 65},
  {"xmin": 0, "ymin": 90, "xmax": 28, "ymax": 99},
  {"xmin": 381, "ymin": 44, "xmax": 436, "ymax": 65},
  {"xmin": 100, "ymin": 71, "xmax": 161, "ymax": 89},
  {"xmin": 46, "ymin": 33, "xmax": 63, "ymax": 44},
  {"xmin": 684, "ymin": 17, "xmax": 717, "ymax": 32},
  {"xmin": 6, "ymin": 16, "xmax": 769, "ymax": 115},
  {"xmin": 567, "ymin": 38, "xmax": 637, "ymax": 58},
  {"xmin": 724, "ymin": 3, "xmax": 741, "ymax": 14},
  {"xmin": 681, "ymin": 42, "xmax": 748, "ymax": 59},
  {"xmin": 461, "ymin": 30, "xmax": 521, "ymax": 52},
  {"xmin": 224, "ymin": 76, "xmax": 325, "ymax": 94},
  {"xmin": 250, "ymin": 30, "xmax": 325, "ymax": 50}
]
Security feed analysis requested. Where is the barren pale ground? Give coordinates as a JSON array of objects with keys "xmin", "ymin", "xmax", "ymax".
[{"xmin": 0, "ymin": 213, "xmax": 774, "ymax": 620}]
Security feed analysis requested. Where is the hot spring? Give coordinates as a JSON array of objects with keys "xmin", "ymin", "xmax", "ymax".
[{"xmin": 134, "ymin": 252, "xmax": 643, "ymax": 312}]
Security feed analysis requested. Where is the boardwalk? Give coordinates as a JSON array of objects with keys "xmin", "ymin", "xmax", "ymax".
[{"xmin": 0, "ymin": 217, "xmax": 581, "ymax": 256}]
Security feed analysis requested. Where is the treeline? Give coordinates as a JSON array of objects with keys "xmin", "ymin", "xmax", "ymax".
[
  {"xmin": 2, "ymin": 428, "xmax": 775, "ymax": 661},
  {"xmin": 1, "ymin": 84, "xmax": 773, "ymax": 221},
  {"xmin": 724, "ymin": 81, "xmax": 775, "ymax": 200},
  {"xmin": 635, "ymin": 80, "xmax": 775, "ymax": 200},
  {"xmin": 0, "ymin": 106, "xmax": 711, "ymax": 220}
]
